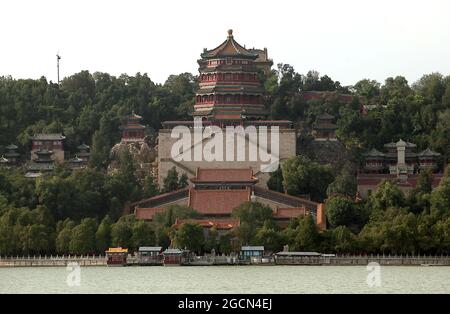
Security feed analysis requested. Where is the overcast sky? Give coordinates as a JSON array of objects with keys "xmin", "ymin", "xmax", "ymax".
[{"xmin": 1, "ymin": 0, "xmax": 449, "ymax": 86}]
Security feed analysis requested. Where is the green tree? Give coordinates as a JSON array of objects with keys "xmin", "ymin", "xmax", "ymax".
[
  {"xmin": 163, "ymin": 167, "xmax": 180, "ymax": 193},
  {"xmin": 294, "ymin": 215, "xmax": 319, "ymax": 251},
  {"xmin": 95, "ymin": 215, "xmax": 112, "ymax": 253},
  {"xmin": 369, "ymin": 180, "xmax": 405, "ymax": 213},
  {"xmin": 56, "ymin": 219, "xmax": 75, "ymax": 254},
  {"xmin": 178, "ymin": 173, "xmax": 189, "ymax": 189},
  {"xmin": 69, "ymin": 218, "xmax": 97, "ymax": 254},
  {"xmin": 267, "ymin": 166, "xmax": 284, "ymax": 193},
  {"xmin": 326, "ymin": 163, "xmax": 357, "ymax": 198},
  {"xmin": 282, "ymin": 155, "xmax": 334, "ymax": 202},
  {"xmin": 232, "ymin": 202, "xmax": 274, "ymax": 245},
  {"xmin": 204, "ymin": 227, "xmax": 218, "ymax": 253},
  {"xmin": 89, "ymin": 130, "xmax": 111, "ymax": 170},
  {"xmin": 354, "ymin": 79, "xmax": 381, "ymax": 100},
  {"xmin": 173, "ymin": 223, "xmax": 204, "ymax": 253},
  {"xmin": 326, "ymin": 196, "xmax": 360, "ymax": 229},
  {"xmin": 143, "ymin": 173, "xmax": 159, "ymax": 198},
  {"xmin": 430, "ymin": 174, "xmax": 450, "ymax": 216},
  {"xmin": 111, "ymin": 215, "xmax": 135, "ymax": 248},
  {"xmin": 330, "ymin": 226, "xmax": 356, "ymax": 253},
  {"xmin": 218, "ymin": 233, "xmax": 233, "ymax": 254},
  {"xmin": 132, "ymin": 220, "xmax": 155, "ymax": 249},
  {"xmin": 21, "ymin": 224, "xmax": 53, "ymax": 255},
  {"xmin": 254, "ymin": 221, "xmax": 282, "ymax": 252}
]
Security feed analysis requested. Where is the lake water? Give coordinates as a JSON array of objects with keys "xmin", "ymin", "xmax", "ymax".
[{"xmin": 1, "ymin": 266, "xmax": 449, "ymax": 294}]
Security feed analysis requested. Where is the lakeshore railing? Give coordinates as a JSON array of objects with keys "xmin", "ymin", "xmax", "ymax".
[
  {"xmin": 275, "ymin": 254, "xmax": 450, "ymax": 266},
  {"xmin": 1, "ymin": 254, "xmax": 450, "ymax": 267}
]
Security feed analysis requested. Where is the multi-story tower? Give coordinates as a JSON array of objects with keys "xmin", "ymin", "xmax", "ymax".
[
  {"xmin": 4, "ymin": 144, "xmax": 20, "ymax": 165},
  {"xmin": 31, "ymin": 134, "xmax": 65, "ymax": 163},
  {"xmin": 312, "ymin": 112, "xmax": 338, "ymax": 141},
  {"xmin": 25, "ymin": 149, "xmax": 55, "ymax": 178},
  {"xmin": 120, "ymin": 112, "xmax": 146, "ymax": 143},
  {"xmin": 194, "ymin": 29, "xmax": 267, "ymax": 123},
  {"xmin": 157, "ymin": 30, "xmax": 296, "ymax": 188}
]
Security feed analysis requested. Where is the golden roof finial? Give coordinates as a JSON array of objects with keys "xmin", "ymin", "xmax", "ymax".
[{"xmin": 227, "ymin": 29, "xmax": 233, "ymax": 37}]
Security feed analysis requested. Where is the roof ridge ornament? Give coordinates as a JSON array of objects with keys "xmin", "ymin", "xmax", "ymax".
[{"xmin": 227, "ymin": 29, "xmax": 233, "ymax": 38}]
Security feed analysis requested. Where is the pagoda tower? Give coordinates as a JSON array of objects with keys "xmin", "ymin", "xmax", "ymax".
[
  {"xmin": 194, "ymin": 29, "xmax": 267, "ymax": 123},
  {"xmin": 313, "ymin": 112, "xmax": 338, "ymax": 141},
  {"xmin": 4, "ymin": 144, "xmax": 20, "ymax": 165},
  {"xmin": 120, "ymin": 112, "xmax": 146, "ymax": 143},
  {"xmin": 25, "ymin": 149, "xmax": 55, "ymax": 177}
]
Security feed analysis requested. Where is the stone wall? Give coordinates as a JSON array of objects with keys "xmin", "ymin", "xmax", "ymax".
[{"xmin": 158, "ymin": 127, "xmax": 296, "ymax": 188}]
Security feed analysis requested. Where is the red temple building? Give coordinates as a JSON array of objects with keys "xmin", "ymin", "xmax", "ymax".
[
  {"xmin": 120, "ymin": 112, "xmax": 146, "ymax": 143},
  {"xmin": 26, "ymin": 149, "xmax": 55, "ymax": 178},
  {"xmin": 194, "ymin": 29, "xmax": 267, "ymax": 122},
  {"xmin": 248, "ymin": 47, "xmax": 273, "ymax": 76},
  {"xmin": 2, "ymin": 144, "xmax": 20, "ymax": 165},
  {"xmin": 157, "ymin": 30, "xmax": 296, "ymax": 187},
  {"xmin": 357, "ymin": 139, "xmax": 443, "ymax": 198},
  {"xmin": 130, "ymin": 168, "xmax": 326, "ymax": 230},
  {"xmin": 312, "ymin": 112, "xmax": 338, "ymax": 141},
  {"xmin": 31, "ymin": 134, "xmax": 65, "ymax": 163}
]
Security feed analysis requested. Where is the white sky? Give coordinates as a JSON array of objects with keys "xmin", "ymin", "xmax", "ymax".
[{"xmin": 1, "ymin": 0, "xmax": 449, "ymax": 86}]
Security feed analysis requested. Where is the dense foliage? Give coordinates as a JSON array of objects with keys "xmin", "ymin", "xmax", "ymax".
[{"xmin": 1, "ymin": 66, "xmax": 449, "ymax": 255}]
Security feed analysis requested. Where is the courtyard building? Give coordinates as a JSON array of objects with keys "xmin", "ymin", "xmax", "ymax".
[
  {"xmin": 130, "ymin": 168, "xmax": 326, "ymax": 230},
  {"xmin": 357, "ymin": 139, "xmax": 443, "ymax": 198}
]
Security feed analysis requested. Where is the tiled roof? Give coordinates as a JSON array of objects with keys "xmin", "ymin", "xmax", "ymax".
[
  {"xmin": 364, "ymin": 148, "xmax": 385, "ymax": 157},
  {"xmin": 163, "ymin": 248, "xmax": 183, "ymax": 254},
  {"xmin": 32, "ymin": 133, "xmax": 65, "ymax": 140},
  {"xmin": 301, "ymin": 91, "xmax": 361, "ymax": 104},
  {"xmin": 313, "ymin": 122, "xmax": 337, "ymax": 130},
  {"xmin": 196, "ymin": 85, "xmax": 264, "ymax": 95},
  {"xmin": 173, "ymin": 218, "xmax": 240, "ymax": 230},
  {"xmin": 130, "ymin": 188, "xmax": 190, "ymax": 209},
  {"xmin": 384, "ymin": 140, "xmax": 416, "ymax": 148},
  {"xmin": 188, "ymin": 188, "xmax": 251, "ymax": 215},
  {"xmin": 317, "ymin": 112, "xmax": 335, "ymax": 120},
  {"xmin": 119, "ymin": 123, "xmax": 146, "ymax": 130},
  {"xmin": 212, "ymin": 114, "xmax": 243, "ymax": 120},
  {"xmin": 193, "ymin": 168, "xmax": 256, "ymax": 183},
  {"xmin": 253, "ymin": 187, "xmax": 319, "ymax": 212},
  {"xmin": 274, "ymin": 207, "xmax": 307, "ymax": 219},
  {"xmin": 135, "ymin": 207, "xmax": 166, "ymax": 220},
  {"xmin": 418, "ymin": 148, "xmax": 440, "ymax": 157},
  {"xmin": 201, "ymin": 30, "xmax": 258, "ymax": 59},
  {"xmin": 35, "ymin": 148, "xmax": 53, "ymax": 154},
  {"xmin": 4, "ymin": 151, "xmax": 20, "ymax": 157},
  {"xmin": 5, "ymin": 144, "xmax": 18, "ymax": 150},
  {"xmin": 276, "ymin": 251, "xmax": 321, "ymax": 256},
  {"xmin": 27, "ymin": 163, "xmax": 54, "ymax": 171},
  {"xmin": 127, "ymin": 112, "xmax": 143, "ymax": 119},
  {"xmin": 106, "ymin": 247, "xmax": 128, "ymax": 253},
  {"xmin": 70, "ymin": 155, "xmax": 84, "ymax": 163},
  {"xmin": 77, "ymin": 143, "xmax": 90, "ymax": 150},
  {"xmin": 356, "ymin": 174, "xmax": 443, "ymax": 187},
  {"xmin": 241, "ymin": 246, "xmax": 264, "ymax": 251},
  {"xmin": 138, "ymin": 247, "xmax": 162, "ymax": 252}
]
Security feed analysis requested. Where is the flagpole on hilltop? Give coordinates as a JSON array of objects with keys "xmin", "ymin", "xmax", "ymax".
[{"xmin": 56, "ymin": 53, "xmax": 61, "ymax": 84}]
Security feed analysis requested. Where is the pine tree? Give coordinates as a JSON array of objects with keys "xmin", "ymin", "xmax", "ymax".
[
  {"xmin": 143, "ymin": 174, "xmax": 159, "ymax": 198},
  {"xmin": 96, "ymin": 215, "xmax": 112, "ymax": 253},
  {"xmin": 163, "ymin": 167, "xmax": 180, "ymax": 193}
]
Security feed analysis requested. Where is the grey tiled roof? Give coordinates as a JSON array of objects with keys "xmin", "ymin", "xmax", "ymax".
[{"xmin": 32, "ymin": 133, "xmax": 65, "ymax": 140}]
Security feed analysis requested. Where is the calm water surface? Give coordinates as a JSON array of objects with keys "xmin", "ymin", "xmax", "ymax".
[{"xmin": 1, "ymin": 266, "xmax": 449, "ymax": 294}]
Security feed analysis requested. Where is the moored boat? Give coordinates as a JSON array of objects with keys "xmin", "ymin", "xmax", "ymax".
[{"xmin": 105, "ymin": 247, "xmax": 128, "ymax": 266}]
